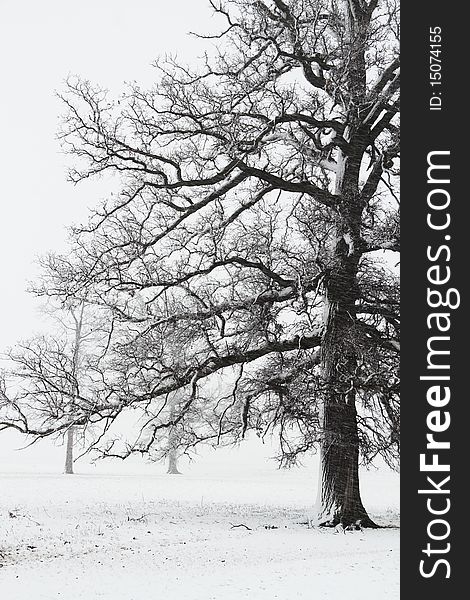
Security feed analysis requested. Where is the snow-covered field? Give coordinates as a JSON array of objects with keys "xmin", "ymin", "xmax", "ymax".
[{"xmin": 0, "ymin": 439, "xmax": 399, "ymax": 599}]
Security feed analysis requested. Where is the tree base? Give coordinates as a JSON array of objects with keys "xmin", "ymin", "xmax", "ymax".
[{"xmin": 318, "ymin": 515, "xmax": 380, "ymax": 529}]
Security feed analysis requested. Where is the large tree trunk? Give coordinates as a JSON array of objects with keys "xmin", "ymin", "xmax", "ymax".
[
  {"xmin": 316, "ymin": 90, "xmax": 377, "ymax": 527},
  {"xmin": 316, "ymin": 262, "xmax": 377, "ymax": 528},
  {"xmin": 318, "ymin": 397, "xmax": 370, "ymax": 526},
  {"xmin": 64, "ymin": 426, "xmax": 74, "ymax": 474}
]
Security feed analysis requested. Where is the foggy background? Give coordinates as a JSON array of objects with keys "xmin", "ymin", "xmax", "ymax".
[{"xmin": 0, "ymin": 0, "xmax": 217, "ymax": 471}]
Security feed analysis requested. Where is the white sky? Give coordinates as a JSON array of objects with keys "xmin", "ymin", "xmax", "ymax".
[{"xmin": 0, "ymin": 0, "xmax": 213, "ymax": 352}]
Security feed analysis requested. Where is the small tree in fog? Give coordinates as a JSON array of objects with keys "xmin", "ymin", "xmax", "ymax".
[
  {"xmin": 1, "ymin": 295, "xmax": 113, "ymax": 473},
  {"xmin": 62, "ymin": 300, "xmax": 86, "ymax": 474}
]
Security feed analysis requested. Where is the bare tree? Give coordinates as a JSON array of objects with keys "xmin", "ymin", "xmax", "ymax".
[
  {"xmin": 1, "ymin": 0, "xmax": 399, "ymax": 526},
  {"xmin": 1, "ymin": 296, "xmax": 113, "ymax": 472},
  {"xmin": 167, "ymin": 431, "xmax": 182, "ymax": 474},
  {"xmin": 63, "ymin": 300, "xmax": 86, "ymax": 474}
]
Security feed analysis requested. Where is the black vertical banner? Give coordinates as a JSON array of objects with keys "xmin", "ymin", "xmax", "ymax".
[{"xmin": 402, "ymin": 3, "xmax": 465, "ymax": 597}]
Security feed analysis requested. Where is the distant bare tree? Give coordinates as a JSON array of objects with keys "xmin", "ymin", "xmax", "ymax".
[
  {"xmin": 1, "ymin": 0, "xmax": 399, "ymax": 527},
  {"xmin": 1, "ymin": 296, "xmax": 113, "ymax": 472},
  {"xmin": 63, "ymin": 300, "xmax": 86, "ymax": 474},
  {"xmin": 166, "ymin": 398, "xmax": 182, "ymax": 474}
]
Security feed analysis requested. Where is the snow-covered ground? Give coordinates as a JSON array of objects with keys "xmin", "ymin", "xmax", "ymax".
[{"xmin": 0, "ymin": 438, "xmax": 399, "ymax": 599}]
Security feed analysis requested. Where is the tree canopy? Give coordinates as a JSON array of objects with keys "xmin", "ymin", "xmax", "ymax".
[{"xmin": 1, "ymin": 0, "xmax": 399, "ymax": 526}]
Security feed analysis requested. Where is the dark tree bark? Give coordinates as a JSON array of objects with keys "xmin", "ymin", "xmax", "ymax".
[{"xmin": 313, "ymin": 1, "xmax": 386, "ymax": 527}]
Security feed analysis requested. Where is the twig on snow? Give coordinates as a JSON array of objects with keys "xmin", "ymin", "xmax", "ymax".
[{"xmin": 230, "ymin": 523, "xmax": 252, "ymax": 531}]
